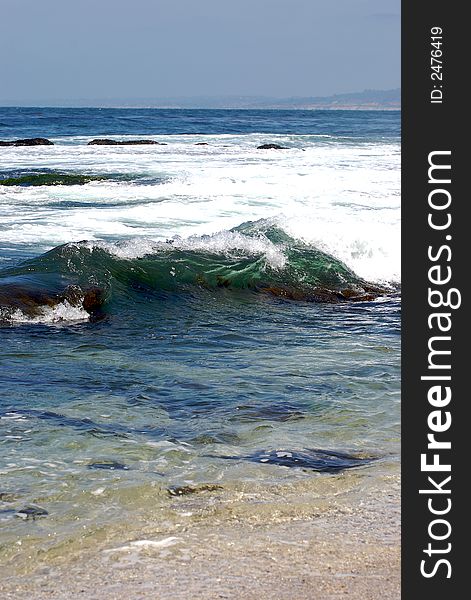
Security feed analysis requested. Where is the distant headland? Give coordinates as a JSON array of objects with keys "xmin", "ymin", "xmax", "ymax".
[{"xmin": 1, "ymin": 89, "xmax": 400, "ymax": 110}]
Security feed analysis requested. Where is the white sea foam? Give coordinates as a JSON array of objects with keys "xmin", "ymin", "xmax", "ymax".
[
  {"xmin": 103, "ymin": 537, "xmax": 180, "ymax": 553},
  {"xmin": 0, "ymin": 134, "xmax": 400, "ymax": 282},
  {"xmin": 81, "ymin": 229, "xmax": 287, "ymax": 270},
  {"xmin": 0, "ymin": 300, "xmax": 89, "ymax": 324}
]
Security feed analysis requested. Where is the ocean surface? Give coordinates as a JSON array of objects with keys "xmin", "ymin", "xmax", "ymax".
[{"xmin": 0, "ymin": 108, "xmax": 400, "ymax": 573}]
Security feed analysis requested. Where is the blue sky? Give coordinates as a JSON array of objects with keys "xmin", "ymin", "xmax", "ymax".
[{"xmin": 0, "ymin": 0, "xmax": 400, "ymax": 103}]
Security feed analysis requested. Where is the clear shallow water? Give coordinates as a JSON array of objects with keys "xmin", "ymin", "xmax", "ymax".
[{"xmin": 0, "ymin": 108, "xmax": 400, "ymax": 572}]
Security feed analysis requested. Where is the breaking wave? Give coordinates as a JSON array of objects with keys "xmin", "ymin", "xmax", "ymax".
[{"xmin": 0, "ymin": 220, "xmax": 391, "ymax": 324}]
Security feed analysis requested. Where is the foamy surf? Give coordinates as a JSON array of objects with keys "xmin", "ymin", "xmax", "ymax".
[
  {"xmin": 0, "ymin": 133, "xmax": 400, "ymax": 284},
  {"xmin": 0, "ymin": 300, "xmax": 90, "ymax": 324},
  {"xmin": 81, "ymin": 229, "xmax": 287, "ymax": 270}
]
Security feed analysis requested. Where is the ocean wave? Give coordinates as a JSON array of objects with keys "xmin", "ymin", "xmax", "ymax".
[
  {"xmin": 87, "ymin": 227, "xmax": 287, "ymax": 269},
  {"xmin": 0, "ymin": 220, "xmax": 391, "ymax": 324}
]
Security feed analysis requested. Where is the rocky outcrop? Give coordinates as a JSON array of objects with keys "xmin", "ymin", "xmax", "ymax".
[
  {"xmin": 255, "ymin": 284, "xmax": 384, "ymax": 303},
  {"xmin": 257, "ymin": 143, "xmax": 289, "ymax": 150},
  {"xmin": 88, "ymin": 139, "xmax": 167, "ymax": 146},
  {"xmin": 0, "ymin": 138, "xmax": 54, "ymax": 147},
  {"xmin": 0, "ymin": 283, "xmax": 105, "ymax": 319},
  {"xmin": 215, "ymin": 449, "xmax": 375, "ymax": 473},
  {"xmin": 0, "ymin": 172, "xmax": 107, "ymax": 187},
  {"xmin": 15, "ymin": 506, "xmax": 48, "ymax": 520}
]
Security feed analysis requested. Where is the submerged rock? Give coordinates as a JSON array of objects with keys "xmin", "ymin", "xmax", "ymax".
[
  {"xmin": 214, "ymin": 449, "xmax": 375, "ymax": 473},
  {"xmin": 87, "ymin": 461, "xmax": 129, "ymax": 471},
  {"xmin": 0, "ymin": 138, "xmax": 54, "ymax": 147},
  {"xmin": 2, "ymin": 408, "xmax": 165, "ymax": 441},
  {"xmin": 195, "ymin": 142, "xmax": 209, "ymax": 146},
  {"xmin": 88, "ymin": 139, "xmax": 167, "ymax": 146},
  {"xmin": 190, "ymin": 432, "xmax": 241, "ymax": 445},
  {"xmin": 15, "ymin": 505, "xmax": 48, "ymax": 520},
  {"xmin": 230, "ymin": 403, "xmax": 305, "ymax": 423},
  {"xmin": 167, "ymin": 484, "xmax": 223, "ymax": 496},
  {"xmin": 257, "ymin": 143, "xmax": 289, "ymax": 150},
  {"xmin": 0, "ymin": 492, "xmax": 19, "ymax": 502}
]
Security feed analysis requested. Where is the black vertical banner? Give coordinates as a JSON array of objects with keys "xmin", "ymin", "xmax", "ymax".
[{"xmin": 402, "ymin": 2, "xmax": 467, "ymax": 598}]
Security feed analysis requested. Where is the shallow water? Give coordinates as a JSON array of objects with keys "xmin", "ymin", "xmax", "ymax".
[{"xmin": 0, "ymin": 108, "xmax": 400, "ymax": 573}]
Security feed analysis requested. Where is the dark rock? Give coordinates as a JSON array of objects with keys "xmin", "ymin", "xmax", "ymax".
[
  {"xmin": 167, "ymin": 484, "xmax": 223, "ymax": 496},
  {"xmin": 72, "ymin": 286, "xmax": 105, "ymax": 314},
  {"xmin": 250, "ymin": 449, "xmax": 374, "ymax": 472},
  {"xmin": 256, "ymin": 283, "xmax": 385, "ymax": 303},
  {"xmin": 0, "ymin": 138, "xmax": 54, "ymax": 147},
  {"xmin": 1, "ymin": 408, "xmax": 165, "ymax": 440},
  {"xmin": 257, "ymin": 143, "xmax": 289, "ymax": 150},
  {"xmin": 0, "ymin": 492, "xmax": 19, "ymax": 502},
  {"xmin": 230, "ymin": 403, "xmax": 305, "ymax": 423},
  {"xmin": 15, "ymin": 505, "xmax": 48, "ymax": 520},
  {"xmin": 0, "ymin": 283, "xmax": 106, "ymax": 320},
  {"xmin": 87, "ymin": 461, "xmax": 129, "ymax": 471},
  {"xmin": 190, "ymin": 432, "xmax": 241, "ymax": 445},
  {"xmin": 212, "ymin": 449, "xmax": 375, "ymax": 473},
  {"xmin": 0, "ymin": 172, "xmax": 107, "ymax": 187},
  {"xmin": 88, "ymin": 139, "xmax": 167, "ymax": 146},
  {"xmin": 195, "ymin": 142, "xmax": 209, "ymax": 146}
]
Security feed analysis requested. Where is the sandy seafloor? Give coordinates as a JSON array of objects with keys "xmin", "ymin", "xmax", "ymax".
[{"xmin": 1, "ymin": 471, "xmax": 399, "ymax": 599}]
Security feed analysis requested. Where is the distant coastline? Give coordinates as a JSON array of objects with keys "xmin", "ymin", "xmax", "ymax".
[{"xmin": 0, "ymin": 88, "xmax": 400, "ymax": 110}]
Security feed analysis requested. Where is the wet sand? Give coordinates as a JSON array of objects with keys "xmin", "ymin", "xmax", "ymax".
[{"xmin": 1, "ymin": 481, "xmax": 400, "ymax": 600}]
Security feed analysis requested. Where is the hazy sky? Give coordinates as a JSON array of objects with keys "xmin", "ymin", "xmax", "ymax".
[{"xmin": 0, "ymin": 0, "xmax": 400, "ymax": 104}]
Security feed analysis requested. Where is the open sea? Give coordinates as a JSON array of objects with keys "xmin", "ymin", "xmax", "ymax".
[{"xmin": 0, "ymin": 108, "xmax": 400, "ymax": 574}]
